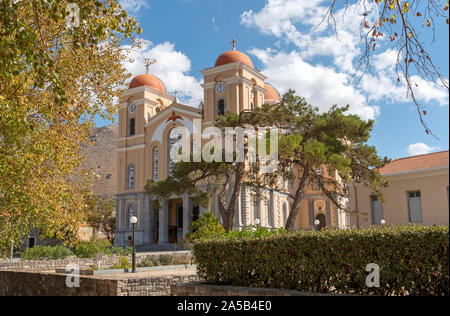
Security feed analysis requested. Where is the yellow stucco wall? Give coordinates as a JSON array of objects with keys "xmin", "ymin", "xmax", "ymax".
[{"xmin": 348, "ymin": 169, "xmax": 449, "ymax": 227}]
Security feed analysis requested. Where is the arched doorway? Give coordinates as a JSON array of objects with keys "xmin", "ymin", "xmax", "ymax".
[{"xmin": 316, "ymin": 213, "xmax": 326, "ymax": 231}]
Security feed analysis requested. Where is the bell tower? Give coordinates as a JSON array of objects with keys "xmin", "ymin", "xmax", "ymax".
[{"xmin": 200, "ymin": 39, "xmax": 267, "ymax": 124}]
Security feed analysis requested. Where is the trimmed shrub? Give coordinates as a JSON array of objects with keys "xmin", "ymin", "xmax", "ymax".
[
  {"xmin": 73, "ymin": 238, "xmax": 112, "ymax": 258},
  {"xmin": 21, "ymin": 246, "xmax": 73, "ymax": 260},
  {"xmin": 193, "ymin": 225, "xmax": 449, "ymax": 296}
]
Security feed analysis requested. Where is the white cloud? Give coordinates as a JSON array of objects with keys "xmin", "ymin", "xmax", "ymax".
[
  {"xmin": 407, "ymin": 143, "xmax": 442, "ymax": 156},
  {"xmin": 122, "ymin": 40, "xmax": 203, "ymax": 105},
  {"xmin": 249, "ymin": 48, "xmax": 379, "ymax": 120},
  {"xmin": 119, "ymin": 0, "xmax": 149, "ymax": 14}
]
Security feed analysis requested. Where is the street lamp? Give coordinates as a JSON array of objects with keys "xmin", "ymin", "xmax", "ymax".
[
  {"xmin": 130, "ymin": 216, "xmax": 138, "ymax": 273},
  {"xmin": 314, "ymin": 219, "xmax": 320, "ymax": 231},
  {"xmin": 255, "ymin": 218, "xmax": 261, "ymax": 228},
  {"xmin": 380, "ymin": 219, "xmax": 386, "ymax": 225}
]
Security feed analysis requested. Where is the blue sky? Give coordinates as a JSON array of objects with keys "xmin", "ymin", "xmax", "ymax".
[{"xmin": 98, "ymin": 0, "xmax": 449, "ymax": 160}]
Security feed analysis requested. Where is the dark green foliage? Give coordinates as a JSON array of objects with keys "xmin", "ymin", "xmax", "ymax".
[
  {"xmin": 20, "ymin": 246, "xmax": 73, "ymax": 260},
  {"xmin": 73, "ymin": 238, "xmax": 112, "ymax": 258},
  {"xmin": 241, "ymin": 91, "xmax": 391, "ymax": 230},
  {"xmin": 193, "ymin": 225, "xmax": 449, "ymax": 296}
]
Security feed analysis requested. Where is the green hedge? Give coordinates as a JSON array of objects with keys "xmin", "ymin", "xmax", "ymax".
[
  {"xmin": 21, "ymin": 246, "xmax": 74, "ymax": 260},
  {"xmin": 193, "ymin": 225, "xmax": 449, "ymax": 296}
]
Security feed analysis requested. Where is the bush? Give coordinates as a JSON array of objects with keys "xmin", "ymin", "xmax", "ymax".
[
  {"xmin": 158, "ymin": 254, "xmax": 176, "ymax": 266},
  {"xmin": 111, "ymin": 246, "xmax": 132, "ymax": 256},
  {"xmin": 21, "ymin": 246, "xmax": 73, "ymax": 260},
  {"xmin": 193, "ymin": 225, "xmax": 449, "ymax": 296},
  {"xmin": 185, "ymin": 212, "xmax": 225, "ymax": 243},
  {"xmin": 140, "ymin": 256, "xmax": 159, "ymax": 268},
  {"xmin": 112, "ymin": 256, "xmax": 131, "ymax": 269},
  {"xmin": 226, "ymin": 226, "xmax": 286, "ymax": 240},
  {"xmin": 73, "ymin": 238, "xmax": 112, "ymax": 258}
]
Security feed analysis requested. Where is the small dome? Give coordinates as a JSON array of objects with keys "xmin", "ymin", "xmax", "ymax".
[
  {"xmin": 215, "ymin": 50, "xmax": 254, "ymax": 68},
  {"xmin": 129, "ymin": 74, "xmax": 166, "ymax": 93},
  {"xmin": 264, "ymin": 83, "xmax": 281, "ymax": 102}
]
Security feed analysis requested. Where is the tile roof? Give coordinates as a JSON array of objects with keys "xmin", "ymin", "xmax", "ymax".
[{"xmin": 379, "ymin": 150, "xmax": 449, "ymax": 175}]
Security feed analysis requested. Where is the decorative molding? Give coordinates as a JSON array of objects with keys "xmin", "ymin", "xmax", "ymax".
[
  {"xmin": 123, "ymin": 85, "xmax": 175, "ymax": 101},
  {"xmin": 201, "ymin": 62, "xmax": 267, "ymax": 81},
  {"xmin": 116, "ymin": 144, "xmax": 146, "ymax": 152},
  {"xmin": 117, "ymin": 134, "xmax": 145, "ymax": 142}
]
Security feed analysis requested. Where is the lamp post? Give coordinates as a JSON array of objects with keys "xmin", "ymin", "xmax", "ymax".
[
  {"xmin": 255, "ymin": 218, "xmax": 261, "ymax": 228},
  {"xmin": 380, "ymin": 219, "xmax": 386, "ymax": 226},
  {"xmin": 130, "ymin": 216, "xmax": 138, "ymax": 273}
]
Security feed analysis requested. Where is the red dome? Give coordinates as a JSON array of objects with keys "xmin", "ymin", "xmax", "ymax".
[
  {"xmin": 129, "ymin": 74, "xmax": 166, "ymax": 93},
  {"xmin": 264, "ymin": 83, "xmax": 281, "ymax": 102},
  {"xmin": 215, "ymin": 50, "xmax": 254, "ymax": 68}
]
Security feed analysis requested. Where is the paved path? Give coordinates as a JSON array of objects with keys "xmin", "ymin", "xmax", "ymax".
[
  {"xmin": 136, "ymin": 250, "xmax": 191, "ymax": 256},
  {"xmin": 93, "ymin": 266, "xmax": 198, "ymax": 280}
]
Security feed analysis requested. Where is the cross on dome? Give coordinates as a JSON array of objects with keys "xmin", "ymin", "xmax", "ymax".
[{"xmin": 230, "ymin": 38, "xmax": 237, "ymax": 51}]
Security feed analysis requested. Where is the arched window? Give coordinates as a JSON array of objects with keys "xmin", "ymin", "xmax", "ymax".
[
  {"xmin": 152, "ymin": 147, "xmax": 159, "ymax": 181},
  {"xmin": 282, "ymin": 202, "xmax": 288, "ymax": 226},
  {"xmin": 265, "ymin": 198, "xmax": 270, "ymax": 227},
  {"xmin": 217, "ymin": 99, "xmax": 225, "ymax": 116},
  {"xmin": 127, "ymin": 205, "xmax": 135, "ymax": 230},
  {"xmin": 168, "ymin": 127, "xmax": 183, "ymax": 176},
  {"xmin": 128, "ymin": 118, "xmax": 136, "ymax": 137},
  {"xmin": 127, "ymin": 164, "xmax": 135, "ymax": 189}
]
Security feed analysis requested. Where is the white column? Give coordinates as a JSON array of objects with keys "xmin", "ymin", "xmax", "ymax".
[
  {"xmin": 158, "ymin": 201, "xmax": 168, "ymax": 244},
  {"xmin": 182, "ymin": 195, "xmax": 190, "ymax": 238},
  {"xmin": 236, "ymin": 190, "xmax": 243, "ymax": 229}
]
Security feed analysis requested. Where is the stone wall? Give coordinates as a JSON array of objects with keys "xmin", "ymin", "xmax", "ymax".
[
  {"xmin": 0, "ymin": 271, "xmax": 118, "ymax": 296},
  {"xmin": 171, "ymin": 283, "xmax": 350, "ymax": 296},
  {"xmin": 0, "ymin": 251, "xmax": 193, "ymax": 272},
  {"xmin": 117, "ymin": 274, "xmax": 199, "ymax": 296},
  {"xmin": 0, "ymin": 270, "xmax": 199, "ymax": 296}
]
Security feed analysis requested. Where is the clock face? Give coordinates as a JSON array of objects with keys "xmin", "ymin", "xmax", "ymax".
[
  {"xmin": 128, "ymin": 103, "xmax": 136, "ymax": 113},
  {"xmin": 216, "ymin": 82, "xmax": 225, "ymax": 94}
]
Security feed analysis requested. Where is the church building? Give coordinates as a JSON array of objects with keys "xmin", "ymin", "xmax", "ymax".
[{"xmin": 115, "ymin": 42, "xmax": 348, "ymax": 249}]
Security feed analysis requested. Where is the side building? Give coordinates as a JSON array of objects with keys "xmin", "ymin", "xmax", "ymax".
[{"xmin": 348, "ymin": 150, "xmax": 449, "ymax": 227}]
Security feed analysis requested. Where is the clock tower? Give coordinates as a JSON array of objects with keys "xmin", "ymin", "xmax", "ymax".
[{"xmin": 200, "ymin": 39, "xmax": 267, "ymax": 125}]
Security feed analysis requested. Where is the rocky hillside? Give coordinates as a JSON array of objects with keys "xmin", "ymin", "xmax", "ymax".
[{"xmin": 81, "ymin": 124, "xmax": 118, "ymax": 198}]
